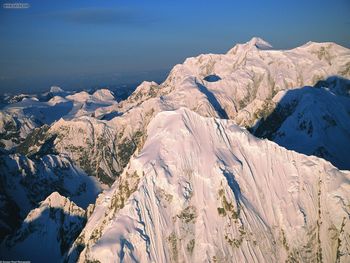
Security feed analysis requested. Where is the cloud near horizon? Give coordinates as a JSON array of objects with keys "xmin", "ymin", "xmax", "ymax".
[{"xmin": 50, "ymin": 7, "xmax": 157, "ymax": 26}]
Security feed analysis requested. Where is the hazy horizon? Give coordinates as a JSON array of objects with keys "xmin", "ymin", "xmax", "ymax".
[{"xmin": 1, "ymin": 0, "xmax": 349, "ymax": 94}]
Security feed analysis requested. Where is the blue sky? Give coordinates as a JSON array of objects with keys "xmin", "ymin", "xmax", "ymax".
[{"xmin": 0, "ymin": 0, "xmax": 349, "ymax": 93}]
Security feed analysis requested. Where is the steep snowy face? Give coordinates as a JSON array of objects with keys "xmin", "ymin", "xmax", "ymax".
[
  {"xmin": 74, "ymin": 109, "xmax": 350, "ymax": 263},
  {"xmin": 1, "ymin": 192, "xmax": 86, "ymax": 262}
]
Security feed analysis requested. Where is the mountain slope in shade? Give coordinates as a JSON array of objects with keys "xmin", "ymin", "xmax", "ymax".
[
  {"xmin": 0, "ymin": 152, "xmax": 101, "ymax": 237},
  {"xmin": 1, "ymin": 192, "xmax": 86, "ymax": 262},
  {"xmin": 252, "ymin": 76, "xmax": 350, "ymax": 170},
  {"xmin": 71, "ymin": 108, "xmax": 350, "ymax": 263},
  {"xmin": 0, "ymin": 110, "xmax": 37, "ymax": 149}
]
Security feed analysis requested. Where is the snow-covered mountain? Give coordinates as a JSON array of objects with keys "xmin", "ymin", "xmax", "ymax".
[
  {"xmin": 1, "ymin": 192, "xmax": 86, "ymax": 262},
  {"xmin": 1, "ymin": 37, "xmax": 350, "ymax": 262},
  {"xmin": 0, "ymin": 87, "xmax": 118, "ymax": 149},
  {"xmin": 0, "ymin": 152, "xmax": 101, "ymax": 238},
  {"xmin": 69, "ymin": 108, "xmax": 350, "ymax": 263}
]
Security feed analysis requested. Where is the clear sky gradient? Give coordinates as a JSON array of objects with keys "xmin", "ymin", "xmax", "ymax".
[{"xmin": 0, "ymin": 0, "xmax": 349, "ymax": 93}]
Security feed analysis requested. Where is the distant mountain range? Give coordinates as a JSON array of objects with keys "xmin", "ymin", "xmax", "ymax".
[{"xmin": 1, "ymin": 37, "xmax": 349, "ymax": 262}]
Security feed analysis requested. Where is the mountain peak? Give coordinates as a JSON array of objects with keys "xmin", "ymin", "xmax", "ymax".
[
  {"xmin": 2, "ymin": 191, "xmax": 86, "ymax": 262},
  {"xmin": 227, "ymin": 37, "xmax": 273, "ymax": 55},
  {"xmin": 40, "ymin": 191, "xmax": 69, "ymax": 208},
  {"xmin": 246, "ymin": 37, "xmax": 273, "ymax": 49}
]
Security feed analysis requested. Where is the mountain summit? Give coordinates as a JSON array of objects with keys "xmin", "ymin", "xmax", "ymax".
[
  {"xmin": 227, "ymin": 37, "xmax": 273, "ymax": 54},
  {"xmin": 246, "ymin": 36, "xmax": 273, "ymax": 49}
]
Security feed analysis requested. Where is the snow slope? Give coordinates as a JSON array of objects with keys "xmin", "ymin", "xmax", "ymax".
[{"xmin": 71, "ymin": 108, "xmax": 350, "ymax": 263}]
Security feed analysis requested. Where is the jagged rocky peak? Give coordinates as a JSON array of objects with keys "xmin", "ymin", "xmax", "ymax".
[{"xmin": 29, "ymin": 191, "xmax": 85, "ymax": 219}]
